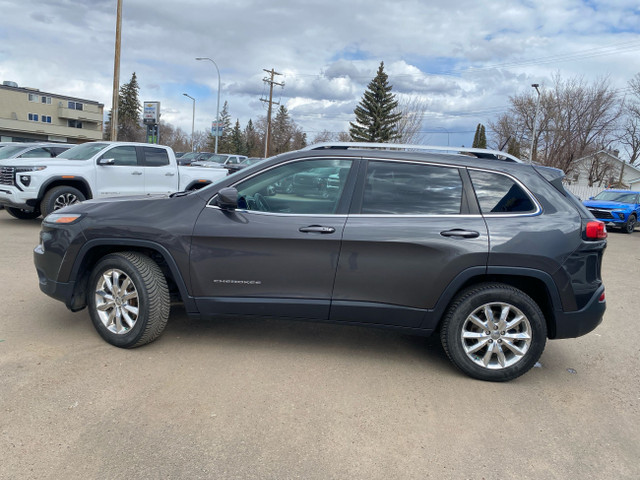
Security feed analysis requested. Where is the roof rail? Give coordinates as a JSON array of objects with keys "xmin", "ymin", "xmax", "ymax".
[{"xmin": 301, "ymin": 142, "xmax": 523, "ymax": 163}]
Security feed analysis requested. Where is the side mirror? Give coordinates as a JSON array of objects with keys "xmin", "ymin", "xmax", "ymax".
[
  {"xmin": 588, "ymin": 196, "xmax": 593, "ymax": 200},
  {"xmin": 98, "ymin": 158, "xmax": 115, "ymax": 165},
  {"xmin": 216, "ymin": 187, "xmax": 238, "ymax": 210}
]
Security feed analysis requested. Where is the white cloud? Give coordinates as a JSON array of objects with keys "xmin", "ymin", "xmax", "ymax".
[{"xmin": 0, "ymin": 0, "xmax": 639, "ymax": 147}]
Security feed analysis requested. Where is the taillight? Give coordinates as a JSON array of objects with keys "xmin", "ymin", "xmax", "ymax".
[
  {"xmin": 599, "ymin": 291, "xmax": 606, "ymax": 303},
  {"xmin": 586, "ymin": 221, "xmax": 607, "ymax": 239}
]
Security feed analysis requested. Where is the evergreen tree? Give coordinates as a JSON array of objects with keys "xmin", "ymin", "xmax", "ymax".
[
  {"xmin": 230, "ymin": 119, "xmax": 245, "ymax": 155},
  {"xmin": 206, "ymin": 101, "xmax": 232, "ymax": 152},
  {"xmin": 472, "ymin": 123, "xmax": 487, "ymax": 149},
  {"xmin": 244, "ymin": 119, "xmax": 261, "ymax": 157},
  {"xmin": 118, "ymin": 72, "xmax": 143, "ymax": 141},
  {"xmin": 349, "ymin": 61, "xmax": 402, "ymax": 142}
]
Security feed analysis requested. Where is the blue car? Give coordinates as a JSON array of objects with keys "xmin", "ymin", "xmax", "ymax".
[{"xmin": 583, "ymin": 189, "xmax": 640, "ymax": 234}]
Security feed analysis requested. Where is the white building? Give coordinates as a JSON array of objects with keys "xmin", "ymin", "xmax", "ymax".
[{"xmin": 563, "ymin": 150, "xmax": 640, "ymax": 199}]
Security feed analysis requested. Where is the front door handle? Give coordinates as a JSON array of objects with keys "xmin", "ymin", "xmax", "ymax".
[
  {"xmin": 299, "ymin": 225, "xmax": 336, "ymax": 234},
  {"xmin": 131, "ymin": 171, "xmax": 143, "ymax": 176},
  {"xmin": 165, "ymin": 172, "xmax": 175, "ymax": 177},
  {"xmin": 440, "ymin": 229, "xmax": 480, "ymax": 238}
]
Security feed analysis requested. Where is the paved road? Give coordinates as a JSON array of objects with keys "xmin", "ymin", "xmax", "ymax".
[{"xmin": 1, "ymin": 209, "xmax": 638, "ymax": 479}]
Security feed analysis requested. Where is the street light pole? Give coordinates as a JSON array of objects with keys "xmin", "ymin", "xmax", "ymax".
[
  {"xmin": 183, "ymin": 93, "xmax": 195, "ymax": 152},
  {"xmin": 530, "ymin": 83, "xmax": 541, "ymax": 164},
  {"xmin": 195, "ymin": 57, "xmax": 221, "ymax": 154},
  {"xmin": 434, "ymin": 126, "xmax": 450, "ymax": 146}
]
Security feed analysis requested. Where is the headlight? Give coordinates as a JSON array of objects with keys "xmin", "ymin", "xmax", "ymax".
[
  {"xmin": 42, "ymin": 213, "xmax": 84, "ymax": 225},
  {"xmin": 15, "ymin": 166, "xmax": 47, "ymax": 173}
]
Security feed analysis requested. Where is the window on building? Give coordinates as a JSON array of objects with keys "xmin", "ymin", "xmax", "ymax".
[
  {"xmin": 68, "ymin": 101, "xmax": 83, "ymax": 111},
  {"xmin": 40, "ymin": 116, "xmax": 52, "ymax": 123},
  {"xmin": 28, "ymin": 113, "xmax": 39, "ymax": 122},
  {"xmin": 41, "ymin": 96, "xmax": 52, "ymax": 104},
  {"xmin": 28, "ymin": 93, "xmax": 38, "ymax": 102},
  {"xmin": 68, "ymin": 120, "xmax": 83, "ymax": 128}
]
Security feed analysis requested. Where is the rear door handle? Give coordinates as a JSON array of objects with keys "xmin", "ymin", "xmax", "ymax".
[
  {"xmin": 165, "ymin": 172, "xmax": 175, "ymax": 176},
  {"xmin": 131, "ymin": 171, "xmax": 143, "ymax": 176},
  {"xmin": 440, "ymin": 229, "xmax": 480, "ymax": 238},
  {"xmin": 299, "ymin": 225, "xmax": 336, "ymax": 234}
]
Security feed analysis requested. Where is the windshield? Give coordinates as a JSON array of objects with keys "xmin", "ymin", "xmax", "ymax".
[
  {"xmin": 593, "ymin": 191, "xmax": 638, "ymax": 203},
  {"xmin": 179, "ymin": 152, "xmax": 199, "ymax": 161},
  {"xmin": 57, "ymin": 142, "xmax": 109, "ymax": 160},
  {"xmin": 0, "ymin": 146, "xmax": 28, "ymax": 159},
  {"xmin": 200, "ymin": 154, "xmax": 229, "ymax": 164}
]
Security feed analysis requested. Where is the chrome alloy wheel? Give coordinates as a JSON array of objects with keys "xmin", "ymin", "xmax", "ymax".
[
  {"xmin": 53, "ymin": 192, "xmax": 80, "ymax": 211},
  {"xmin": 94, "ymin": 268, "xmax": 140, "ymax": 334},
  {"xmin": 461, "ymin": 302, "xmax": 532, "ymax": 369}
]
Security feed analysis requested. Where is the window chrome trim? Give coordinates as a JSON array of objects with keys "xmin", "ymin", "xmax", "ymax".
[{"xmin": 205, "ymin": 204, "xmax": 348, "ymax": 218}]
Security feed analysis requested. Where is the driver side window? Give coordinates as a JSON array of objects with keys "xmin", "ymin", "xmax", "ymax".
[{"xmin": 233, "ymin": 159, "xmax": 352, "ymax": 215}]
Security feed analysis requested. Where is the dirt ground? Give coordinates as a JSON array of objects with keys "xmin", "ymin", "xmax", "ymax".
[{"xmin": 1, "ymin": 208, "xmax": 638, "ymax": 479}]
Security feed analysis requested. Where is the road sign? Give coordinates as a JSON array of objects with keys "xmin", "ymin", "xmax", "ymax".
[{"xmin": 211, "ymin": 121, "xmax": 224, "ymax": 137}]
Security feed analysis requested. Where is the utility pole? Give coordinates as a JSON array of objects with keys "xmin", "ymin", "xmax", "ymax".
[
  {"xmin": 110, "ymin": 0, "xmax": 123, "ymax": 141},
  {"xmin": 530, "ymin": 83, "xmax": 541, "ymax": 164},
  {"xmin": 260, "ymin": 68, "xmax": 284, "ymax": 157}
]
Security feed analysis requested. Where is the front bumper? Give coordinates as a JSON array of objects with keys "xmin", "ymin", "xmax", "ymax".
[{"xmin": 0, "ymin": 187, "xmax": 37, "ymax": 211}]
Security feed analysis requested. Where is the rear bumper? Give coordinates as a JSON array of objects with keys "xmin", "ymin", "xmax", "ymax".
[{"xmin": 551, "ymin": 285, "xmax": 605, "ymax": 339}]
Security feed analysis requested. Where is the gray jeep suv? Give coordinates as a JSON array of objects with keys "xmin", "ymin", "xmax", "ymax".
[{"xmin": 34, "ymin": 143, "xmax": 607, "ymax": 381}]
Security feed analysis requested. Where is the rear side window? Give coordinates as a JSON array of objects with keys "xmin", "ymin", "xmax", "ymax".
[
  {"xmin": 362, "ymin": 161, "xmax": 463, "ymax": 215},
  {"xmin": 469, "ymin": 170, "xmax": 536, "ymax": 214},
  {"xmin": 143, "ymin": 147, "xmax": 170, "ymax": 167}
]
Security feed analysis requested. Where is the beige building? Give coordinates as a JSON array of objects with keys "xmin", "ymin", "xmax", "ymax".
[{"xmin": 0, "ymin": 81, "xmax": 104, "ymax": 143}]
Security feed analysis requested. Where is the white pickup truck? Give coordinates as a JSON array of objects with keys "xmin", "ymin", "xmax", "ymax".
[{"xmin": 0, "ymin": 142, "xmax": 228, "ymax": 219}]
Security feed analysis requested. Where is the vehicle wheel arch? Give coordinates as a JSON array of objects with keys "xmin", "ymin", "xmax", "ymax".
[
  {"xmin": 67, "ymin": 239, "xmax": 195, "ymax": 313},
  {"xmin": 429, "ymin": 268, "xmax": 560, "ymax": 339},
  {"xmin": 37, "ymin": 177, "xmax": 93, "ymax": 202}
]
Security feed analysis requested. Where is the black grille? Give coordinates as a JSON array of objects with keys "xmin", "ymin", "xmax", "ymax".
[
  {"xmin": 587, "ymin": 208, "xmax": 614, "ymax": 220},
  {"xmin": 0, "ymin": 167, "xmax": 15, "ymax": 186}
]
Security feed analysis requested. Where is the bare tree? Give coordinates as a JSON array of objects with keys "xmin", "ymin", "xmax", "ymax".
[
  {"xmin": 620, "ymin": 73, "xmax": 640, "ymax": 166},
  {"xmin": 490, "ymin": 74, "xmax": 622, "ymax": 174},
  {"xmin": 393, "ymin": 95, "xmax": 429, "ymax": 144}
]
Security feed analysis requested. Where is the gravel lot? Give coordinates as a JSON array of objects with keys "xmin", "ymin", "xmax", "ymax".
[{"xmin": 1, "ymin": 208, "xmax": 639, "ymax": 479}]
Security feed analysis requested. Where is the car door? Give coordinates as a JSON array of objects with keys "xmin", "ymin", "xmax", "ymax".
[
  {"xmin": 190, "ymin": 157, "xmax": 355, "ymax": 319},
  {"xmin": 94, "ymin": 145, "xmax": 144, "ymax": 197},
  {"xmin": 141, "ymin": 146, "xmax": 177, "ymax": 194},
  {"xmin": 330, "ymin": 159, "xmax": 489, "ymax": 328}
]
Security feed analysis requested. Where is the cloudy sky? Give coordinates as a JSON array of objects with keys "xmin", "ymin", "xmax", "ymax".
[{"xmin": 1, "ymin": 0, "xmax": 639, "ymax": 147}]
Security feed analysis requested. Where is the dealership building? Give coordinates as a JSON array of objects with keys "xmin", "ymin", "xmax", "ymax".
[{"xmin": 0, "ymin": 81, "xmax": 104, "ymax": 143}]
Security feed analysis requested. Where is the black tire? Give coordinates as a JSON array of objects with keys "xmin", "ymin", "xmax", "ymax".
[
  {"xmin": 87, "ymin": 252, "xmax": 170, "ymax": 348},
  {"xmin": 40, "ymin": 185, "xmax": 86, "ymax": 217},
  {"xmin": 623, "ymin": 214, "xmax": 636, "ymax": 234},
  {"xmin": 440, "ymin": 283, "xmax": 547, "ymax": 382},
  {"xmin": 5, "ymin": 207, "xmax": 41, "ymax": 220}
]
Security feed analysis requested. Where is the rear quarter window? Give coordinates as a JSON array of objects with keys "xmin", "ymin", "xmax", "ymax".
[{"xmin": 469, "ymin": 170, "xmax": 536, "ymax": 214}]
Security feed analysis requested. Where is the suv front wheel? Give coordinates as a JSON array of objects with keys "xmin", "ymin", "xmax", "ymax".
[
  {"xmin": 440, "ymin": 284, "xmax": 547, "ymax": 382},
  {"xmin": 87, "ymin": 252, "xmax": 170, "ymax": 348}
]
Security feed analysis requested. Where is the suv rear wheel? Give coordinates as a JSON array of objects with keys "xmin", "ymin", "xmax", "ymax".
[
  {"xmin": 440, "ymin": 284, "xmax": 547, "ymax": 382},
  {"xmin": 87, "ymin": 252, "xmax": 170, "ymax": 348}
]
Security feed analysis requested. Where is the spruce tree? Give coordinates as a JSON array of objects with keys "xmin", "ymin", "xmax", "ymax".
[
  {"xmin": 207, "ymin": 101, "xmax": 232, "ymax": 152},
  {"xmin": 230, "ymin": 119, "xmax": 245, "ymax": 155},
  {"xmin": 244, "ymin": 119, "xmax": 261, "ymax": 157},
  {"xmin": 472, "ymin": 123, "xmax": 487, "ymax": 149},
  {"xmin": 118, "ymin": 72, "xmax": 143, "ymax": 141},
  {"xmin": 349, "ymin": 61, "xmax": 402, "ymax": 142}
]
